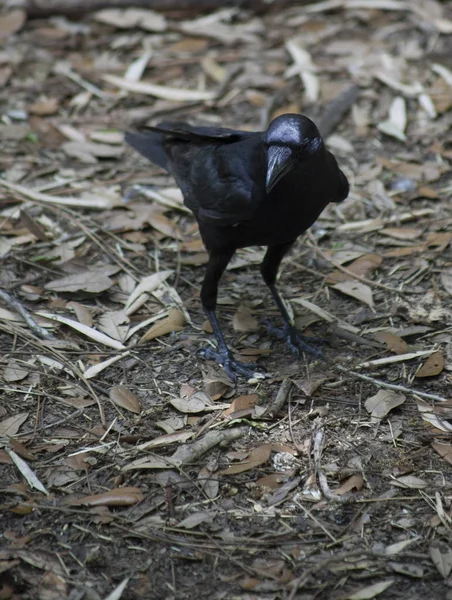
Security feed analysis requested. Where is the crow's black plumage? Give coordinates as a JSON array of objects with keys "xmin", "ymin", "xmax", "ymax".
[{"xmin": 125, "ymin": 114, "xmax": 349, "ymax": 381}]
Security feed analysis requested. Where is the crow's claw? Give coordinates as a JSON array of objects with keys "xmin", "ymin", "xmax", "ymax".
[
  {"xmin": 198, "ymin": 346, "xmax": 259, "ymax": 382},
  {"xmin": 264, "ymin": 320, "xmax": 325, "ymax": 360}
]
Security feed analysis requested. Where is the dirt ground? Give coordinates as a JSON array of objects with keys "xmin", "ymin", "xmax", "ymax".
[{"xmin": 1, "ymin": 2, "xmax": 452, "ymax": 599}]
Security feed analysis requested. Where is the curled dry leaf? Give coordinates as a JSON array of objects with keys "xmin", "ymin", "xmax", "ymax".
[
  {"xmin": 124, "ymin": 270, "xmax": 173, "ymax": 316},
  {"xmin": 232, "ymin": 306, "xmax": 259, "ymax": 332},
  {"xmin": 365, "ymin": 390, "xmax": 406, "ymax": 423},
  {"xmin": 415, "ymin": 351, "xmax": 444, "ymax": 378},
  {"xmin": 69, "ymin": 487, "xmax": 144, "ymax": 507},
  {"xmin": 103, "ymin": 74, "xmax": 215, "ymax": 102},
  {"xmin": 417, "ymin": 399, "xmax": 452, "ymax": 433},
  {"xmin": 390, "ymin": 475, "xmax": 428, "ymax": 489},
  {"xmin": 109, "ymin": 385, "xmax": 141, "ymax": 414},
  {"xmin": 140, "ymin": 308, "xmax": 185, "ymax": 342}
]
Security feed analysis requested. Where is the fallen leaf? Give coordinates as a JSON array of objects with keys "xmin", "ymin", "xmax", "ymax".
[
  {"xmin": 223, "ymin": 394, "xmax": 260, "ymax": 417},
  {"xmin": 124, "ymin": 270, "xmax": 173, "ymax": 316},
  {"xmin": 431, "ymin": 441, "xmax": 452, "ymax": 465},
  {"xmin": 109, "ymin": 386, "xmax": 141, "ymax": 414},
  {"xmin": 374, "ymin": 331, "xmax": 408, "ymax": 355},
  {"xmin": 430, "ymin": 545, "xmax": 452, "ymax": 578},
  {"xmin": 140, "ymin": 308, "xmax": 185, "ymax": 342},
  {"xmin": 232, "ymin": 306, "xmax": 259, "ymax": 332},
  {"xmin": 390, "ymin": 475, "xmax": 428, "ymax": 489},
  {"xmin": 103, "ymin": 74, "xmax": 215, "ymax": 102},
  {"xmin": 0, "ymin": 413, "xmax": 29, "ymax": 437},
  {"xmin": 170, "ymin": 391, "xmax": 213, "ymax": 414},
  {"xmin": 45, "ymin": 271, "xmax": 113, "ymax": 294},
  {"xmin": 220, "ymin": 444, "xmax": 272, "ymax": 475},
  {"xmin": 380, "ymin": 227, "xmax": 423, "ymax": 240},
  {"xmin": 0, "ymin": 10, "xmax": 26, "ymax": 38},
  {"xmin": 365, "ymin": 390, "xmax": 406, "ymax": 423},
  {"xmin": 378, "ymin": 96, "xmax": 407, "ymax": 141},
  {"xmin": 345, "ymin": 579, "xmax": 394, "ymax": 600},
  {"xmin": 68, "ymin": 487, "xmax": 144, "ymax": 506},
  {"xmin": 94, "ymin": 8, "xmax": 166, "ymax": 31},
  {"xmin": 415, "ymin": 351, "xmax": 444, "ymax": 378},
  {"xmin": 331, "ymin": 280, "xmax": 374, "ymax": 307},
  {"xmin": 3, "ymin": 360, "xmax": 29, "ymax": 382},
  {"xmin": 336, "ymin": 474, "xmax": 364, "ymax": 495}
]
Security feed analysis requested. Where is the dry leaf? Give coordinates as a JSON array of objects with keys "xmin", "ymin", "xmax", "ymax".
[
  {"xmin": 0, "ymin": 413, "xmax": 29, "ymax": 437},
  {"xmin": 109, "ymin": 385, "xmax": 141, "ymax": 414},
  {"xmin": 3, "ymin": 360, "xmax": 29, "ymax": 382},
  {"xmin": 432, "ymin": 441, "xmax": 452, "ymax": 466},
  {"xmin": 232, "ymin": 306, "xmax": 259, "ymax": 332},
  {"xmin": 430, "ymin": 545, "xmax": 452, "ymax": 578},
  {"xmin": 45, "ymin": 271, "xmax": 113, "ymax": 294},
  {"xmin": 69, "ymin": 487, "xmax": 144, "ymax": 506},
  {"xmin": 390, "ymin": 475, "xmax": 428, "ymax": 489},
  {"xmin": 380, "ymin": 227, "xmax": 423, "ymax": 240},
  {"xmin": 170, "ymin": 391, "xmax": 213, "ymax": 414},
  {"xmin": 374, "ymin": 331, "xmax": 408, "ymax": 355},
  {"xmin": 415, "ymin": 351, "xmax": 444, "ymax": 378},
  {"xmin": 223, "ymin": 394, "xmax": 260, "ymax": 417},
  {"xmin": 103, "ymin": 74, "xmax": 215, "ymax": 102},
  {"xmin": 331, "ymin": 280, "xmax": 374, "ymax": 307},
  {"xmin": 417, "ymin": 399, "xmax": 452, "ymax": 433},
  {"xmin": 336, "ymin": 473, "xmax": 364, "ymax": 495},
  {"xmin": 220, "ymin": 444, "xmax": 272, "ymax": 475},
  {"xmin": 365, "ymin": 390, "xmax": 406, "ymax": 423},
  {"xmin": 0, "ymin": 10, "xmax": 26, "ymax": 38},
  {"xmin": 124, "ymin": 270, "xmax": 173, "ymax": 316},
  {"xmin": 94, "ymin": 8, "xmax": 166, "ymax": 31},
  {"xmin": 378, "ymin": 96, "xmax": 407, "ymax": 141},
  {"xmin": 345, "ymin": 579, "xmax": 394, "ymax": 600},
  {"xmin": 140, "ymin": 308, "xmax": 185, "ymax": 342}
]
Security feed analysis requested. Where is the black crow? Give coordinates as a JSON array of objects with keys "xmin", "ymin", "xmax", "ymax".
[{"xmin": 125, "ymin": 114, "xmax": 349, "ymax": 381}]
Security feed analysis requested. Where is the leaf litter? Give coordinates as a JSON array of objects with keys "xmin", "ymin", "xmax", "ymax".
[{"xmin": 0, "ymin": 1, "xmax": 451, "ymax": 598}]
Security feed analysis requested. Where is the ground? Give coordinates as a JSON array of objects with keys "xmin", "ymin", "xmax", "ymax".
[{"xmin": 0, "ymin": 2, "xmax": 452, "ymax": 599}]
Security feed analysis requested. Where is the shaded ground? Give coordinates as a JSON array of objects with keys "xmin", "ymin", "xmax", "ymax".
[{"xmin": 0, "ymin": 2, "xmax": 452, "ymax": 599}]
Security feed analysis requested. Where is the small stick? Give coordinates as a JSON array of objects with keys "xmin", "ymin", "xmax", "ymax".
[
  {"xmin": 337, "ymin": 365, "xmax": 449, "ymax": 403},
  {"xmin": 0, "ymin": 289, "xmax": 54, "ymax": 340}
]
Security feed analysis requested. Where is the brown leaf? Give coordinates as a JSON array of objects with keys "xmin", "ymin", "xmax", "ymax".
[
  {"xmin": 147, "ymin": 212, "xmax": 183, "ymax": 240},
  {"xmin": 336, "ymin": 474, "xmax": 364, "ymax": 495},
  {"xmin": 432, "ymin": 441, "xmax": 452, "ymax": 466},
  {"xmin": 68, "ymin": 487, "xmax": 144, "ymax": 507},
  {"xmin": 232, "ymin": 306, "xmax": 259, "ymax": 332},
  {"xmin": 415, "ymin": 351, "xmax": 444, "ymax": 378},
  {"xmin": 170, "ymin": 391, "xmax": 213, "ymax": 414},
  {"xmin": 220, "ymin": 444, "xmax": 272, "ymax": 475},
  {"xmin": 223, "ymin": 394, "xmax": 260, "ymax": 417},
  {"xmin": 109, "ymin": 385, "xmax": 141, "ymax": 414},
  {"xmin": 380, "ymin": 227, "xmax": 423, "ymax": 240},
  {"xmin": 0, "ymin": 10, "xmax": 26, "ymax": 38},
  {"xmin": 374, "ymin": 331, "xmax": 408, "ymax": 355},
  {"xmin": 28, "ymin": 97, "xmax": 60, "ymax": 116},
  {"xmin": 326, "ymin": 253, "xmax": 382, "ymax": 284},
  {"xmin": 140, "ymin": 308, "xmax": 185, "ymax": 342}
]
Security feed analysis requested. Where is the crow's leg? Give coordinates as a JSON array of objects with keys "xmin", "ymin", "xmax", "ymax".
[
  {"xmin": 198, "ymin": 249, "xmax": 258, "ymax": 382},
  {"xmin": 260, "ymin": 243, "xmax": 324, "ymax": 359}
]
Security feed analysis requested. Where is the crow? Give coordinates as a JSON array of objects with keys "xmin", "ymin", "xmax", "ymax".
[{"xmin": 125, "ymin": 114, "xmax": 349, "ymax": 381}]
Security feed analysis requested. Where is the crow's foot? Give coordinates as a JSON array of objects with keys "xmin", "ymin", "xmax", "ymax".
[
  {"xmin": 263, "ymin": 320, "xmax": 325, "ymax": 359},
  {"xmin": 198, "ymin": 346, "xmax": 258, "ymax": 382}
]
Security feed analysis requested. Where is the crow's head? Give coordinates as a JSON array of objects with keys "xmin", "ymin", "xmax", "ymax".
[{"xmin": 263, "ymin": 114, "xmax": 323, "ymax": 193}]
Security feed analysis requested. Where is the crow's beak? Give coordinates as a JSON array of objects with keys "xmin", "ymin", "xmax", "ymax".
[{"xmin": 266, "ymin": 146, "xmax": 295, "ymax": 194}]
